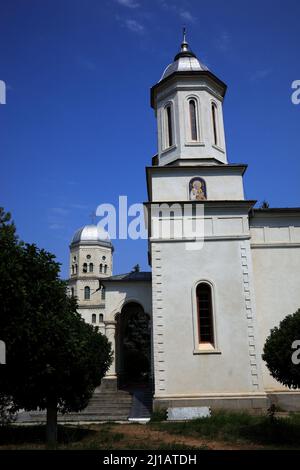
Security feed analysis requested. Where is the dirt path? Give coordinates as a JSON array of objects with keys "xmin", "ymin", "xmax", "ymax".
[{"xmin": 110, "ymin": 424, "xmax": 262, "ymax": 450}]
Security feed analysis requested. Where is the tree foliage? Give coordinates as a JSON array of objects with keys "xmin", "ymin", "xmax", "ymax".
[
  {"xmin": 262, "ymin": 309, "xmax": 300, "ymax": 389},
  {"xmin": 0, "ymin": 208, "xmax": 112, "ymax": 444}
]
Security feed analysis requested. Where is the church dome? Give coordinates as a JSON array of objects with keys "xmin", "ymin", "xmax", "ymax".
[
  {"xmin": 159, "ymin": 31, "xmax": 208, "ymax": 82},
  {"xmin": 71, "ymin": 224, "xmax": 112, "ymax": 247}
]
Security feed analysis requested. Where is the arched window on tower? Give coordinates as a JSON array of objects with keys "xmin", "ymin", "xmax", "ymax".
[
  {"xmin": 71, "ymin": 265, "xmax": 74, "ymax": 275},
  {"xmin": 196, "ymin": 283, "xmax": 214, "ymax": 345},
  {"xmin": 75, "ymin": 264, "xmax": 78, "ymax": 274},
  {"xmin": 89, "ymin": 263, "xmax": 93, "ymax": 273},
  {"xmin": 92, "ymin": 314, "xmax": 96, "ymax": 324},
  {"xmin": 189, "ymin": 99, "xmax": 198, "ymax": 141},
  {"xmin": 211, "ymin": 102, "xmax": 218, "ymax": 146},
  {"xmin": 84, "ymin": 286, "xmax": 90, "ymax": 300},
  {"xmin": 165, "ymin": 104, "xmax": 173, "ymax": 148},
  {"xmin": 71, "ymin": 287, "xmax": 74, "ymax": 298},
  {"xmin": 100, "ymin": 263, "xmax": 103, "ymax": 273},
  {"xmin": 99, "ymin": 314, "xmax": 104, "ymax": 323},
  {"xmin": 104, "ymin": 264, "xmax": 108, "ymax": 274},
  {"xmin": 101, "ymin": 286, "xmax": 106, "ymax": 301},
  {"xmin": 83, "ymin": 263, "xmax": 87, "ymax": 273}
]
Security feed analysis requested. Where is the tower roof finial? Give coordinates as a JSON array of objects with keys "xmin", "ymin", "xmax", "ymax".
[
  {"xmin": 173, "ymin": 27, "xmax": 196, "ymax": 61},
  {"xmin": 181, "ymin": 26, "xmax": 188, "ymax": 52}
]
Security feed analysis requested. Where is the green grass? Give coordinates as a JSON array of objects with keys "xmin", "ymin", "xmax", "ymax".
[
  {"xmin": 149, "ymin": 410, "xmax": 300, "ymax": 447},
  {"xmin": 2, "ymin": 411, "xmax": 300, "ymax": 449}
]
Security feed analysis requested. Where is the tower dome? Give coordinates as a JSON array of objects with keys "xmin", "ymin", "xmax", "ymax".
[
  {"xmin": 159, "ymin": 29, "xmax": 209, "ymax": 82},
  {"xmin": 71, "ymin": 224, "xmax": 112, "ymax": 247}
]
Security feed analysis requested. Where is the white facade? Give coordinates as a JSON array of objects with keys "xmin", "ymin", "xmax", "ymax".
[{"xmin": 68, "ymin": 35, "xmax": 300, "ymax": 410}]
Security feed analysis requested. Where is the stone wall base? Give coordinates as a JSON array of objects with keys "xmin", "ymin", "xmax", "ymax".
[
  {"xmin": 267, "ymin": 391, "xmax": 300, "ymax": 411},
  {"xmin": 153, "ymin": 394, "xmax": 269, "ymax": 413}
]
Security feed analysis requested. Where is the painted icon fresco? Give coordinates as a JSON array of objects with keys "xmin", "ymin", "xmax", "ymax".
[{"xmin": 189, "ymin": 177, "xmax": 207, "ymax": 201}]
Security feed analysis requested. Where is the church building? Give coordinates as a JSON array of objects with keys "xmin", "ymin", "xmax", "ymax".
[{"xmin": 69, "ymin": 33, "xmax": 300, "ymax": 411}]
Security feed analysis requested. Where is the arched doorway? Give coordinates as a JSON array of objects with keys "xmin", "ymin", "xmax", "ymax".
[{"xmin": 116, "ymin": 302, "xmax": 151, "ymax": 388}]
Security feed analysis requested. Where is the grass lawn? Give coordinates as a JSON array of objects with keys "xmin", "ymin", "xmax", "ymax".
[{"xmin": 1, "ymin": 410, "xmax": 300, "ymax": 450}]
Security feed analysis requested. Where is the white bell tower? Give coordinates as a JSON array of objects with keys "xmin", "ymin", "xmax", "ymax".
[{"xmin": 151, "ymin": 30, "xmax": 228, "ymax": 166}]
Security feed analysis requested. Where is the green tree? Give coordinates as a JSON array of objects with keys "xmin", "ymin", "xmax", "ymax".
[
  {"xmin": 0, "ymin": 208, "xmax": 112, "ymax": 447},
  {"xmin": 262, "ymin": 309, "xmax": 300, "ymax": 389}
]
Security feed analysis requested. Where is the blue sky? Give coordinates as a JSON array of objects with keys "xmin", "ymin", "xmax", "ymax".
[{"xmin": 1, "ymin": 0, "xmax": 300, "ymax": 278}]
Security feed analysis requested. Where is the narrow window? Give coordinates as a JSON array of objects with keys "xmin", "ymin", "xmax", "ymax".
[
  {"xmin": 75, "ymin": 264, "xmax": 78, "ymax": 274},
  {"xmin": 83, "ymin": 263, "xmax": 87, "ymax": 273},
  {"xmin": 212, "ymin": 103, "xmax": 218, "ymax": 146},
  {"xmin": 100, "ymin": 263, "xmax": 103, "ymax": 273},
  {"xmin": 99, "ymin": 314, "xmax": 104, "ymax": 323},
  {"xmin": 71, "ymin": 265, "xmax": 74, "ymax": 275},
  {"xmin": 196, "ymin": 283, "xmax": 214, "ymax": 345},
  {"xmin": 101, "ymin": 286, "xmax": 106, "ymax": 300},
  {"xmin": 104, "ymin": 264, "xmax": 108, "ymax": 274},
  {"xmin": 92, "ymin": 314, "xmax": 96, "ymax": 324},
  {"xmin": 71, "ymin": 287, "xmax": 74, "ymax": 297},
  {"xmin": 165, "ymin": 105, "xmax": 173, "ymax": 148},
  {"xmin": 89, "ymin": 262, "xmax": 93, "ymax": 273},
  {"xmin": 189, "ymin": 99, "xmax": 198, "ymax": 141},
  {"xmin": 84, "ymin": 286, "xmax": 90, "ymax": 300}
]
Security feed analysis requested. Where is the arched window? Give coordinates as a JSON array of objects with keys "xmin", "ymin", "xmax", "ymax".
[
  {"xmin": 75, "ymin": 264, "xmax": 78, "ymax": 274},
  {"xmin": 101, "ymin": 286, "xmax": 106, "ymax": 300},
  {"xmin": 196, "ymin": 283, "xmax": 214, "ymax": 345},
  {"xmin": 71, "ymin": 287, "xmax": 74, "ymax": 297},
  {"xmin": 165, "ymin": 104, "xmax": 173, "ymax": 148},
  {"xmin": 89, "ymin": 263, "xmax": 93, "ymax": 273},
  {"xmin": 100, "ymin": 263, "xmax": 103, "ymax": 273},
  {"xmin": 71, "ymin": 265, "xmax": 74, "ymax": 275},
  {"xmin": 104, "ymin": 264, "xmax": 108, "ymax": 274},
  {"xmin": 99, "ymin": 314, "xmax": 104, "ymax": 323},
  {"xmin": 189, "ymin": 99, "xmax": 198, "ymax": 141},
  {"xmin": 92, "ymin": 314, "xmax": 96, "ymax": 324},
  {"xmin": 211, "ymin": 103, "xmax": 218, "ymax": 146},
  {"xmin": 189, "ymin": 177, "xmax": 207, "ymax": 201},
  {"xmin": 83, "ymin": 263, "xmax": 87, "ymax": 273},
  {"xmin": 84, "ymin": 286, "xmax": 90, "ymax": 300}
]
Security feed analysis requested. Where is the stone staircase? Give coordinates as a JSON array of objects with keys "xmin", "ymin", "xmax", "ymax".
[
  {"xmin": 60, "ymin": 390, "xmax": 133, "ymax": 422},
  {"xmin": 18, "ymin": 389, "xmax": 133, "ymax": 423},
  {"xmin": 17, "ymin": 383, "xmax": 153, "ymax": 423}
]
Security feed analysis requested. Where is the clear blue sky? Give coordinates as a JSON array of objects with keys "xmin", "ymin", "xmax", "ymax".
[{"xmin": 1, "ymin": 0, "xmax": 300, "ymax": 278}]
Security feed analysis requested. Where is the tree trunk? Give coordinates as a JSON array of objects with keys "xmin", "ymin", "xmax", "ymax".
[{"xmin": 46, "ymin": 397, "xmax": 57, "ymax": 449}]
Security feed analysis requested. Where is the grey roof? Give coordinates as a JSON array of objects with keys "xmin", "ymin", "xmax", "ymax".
[
  {"xmin": 160, "ymin": 56, "xmax": 208, "ymax": 81},
  {"xmin": 103, "ymin": 271, "xmax": 152, "ymax": 282},
  {"xmin": 160, "ymin": 33, "xmax": 208, "ymax": 82},
  {"xmin": 71, "ymin": 224, "xmax": 112, "ymax": 247},
  {"xmin": 253, "ymin": 208, "xmax": 300, "ymax": 214}
]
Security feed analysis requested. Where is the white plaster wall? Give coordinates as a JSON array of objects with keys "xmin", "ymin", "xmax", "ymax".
[
  {"xmin": 150, "ymin": 168, "xmax": 245, "ymax": 202},
  {"xmin": 251, "ymin": 215, "xmax": 300, "ymax": 391},
  {"xmin": 104, "ymin": 281, "xmax": 152, "ymax": 320},
  {"xmin": 78, "ymin": 307, "xmax": 105, "ymax": 329},
  {"xmin": 151, "ymin": 238, "xmax": 262, "ymax": 397},
  {"xmin": 156, "ymin": 77, "xmax": 227, "ymax": 165}
]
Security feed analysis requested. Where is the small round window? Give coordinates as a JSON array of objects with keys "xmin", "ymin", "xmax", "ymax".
[
  {"xmin": 102, "ymin": 256, "xmax": 106, "ymax": 261},
  {"xmin": 86, "ymin": 254, "xmax": 91, "ymax": 259}
]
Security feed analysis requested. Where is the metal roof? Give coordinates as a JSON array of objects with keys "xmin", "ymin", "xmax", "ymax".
[{"xmin": 103, "ymin": 271, "xmax": 152, "ymax": 282}]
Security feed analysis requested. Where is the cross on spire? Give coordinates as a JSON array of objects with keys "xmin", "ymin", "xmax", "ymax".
[
  {"xmin": 89, "ymin": 210, "xmax": 97, "ymax": 224},
  {"xmin": 180, "ymin": 26, "xmax": 189, "ymax": 53}
]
